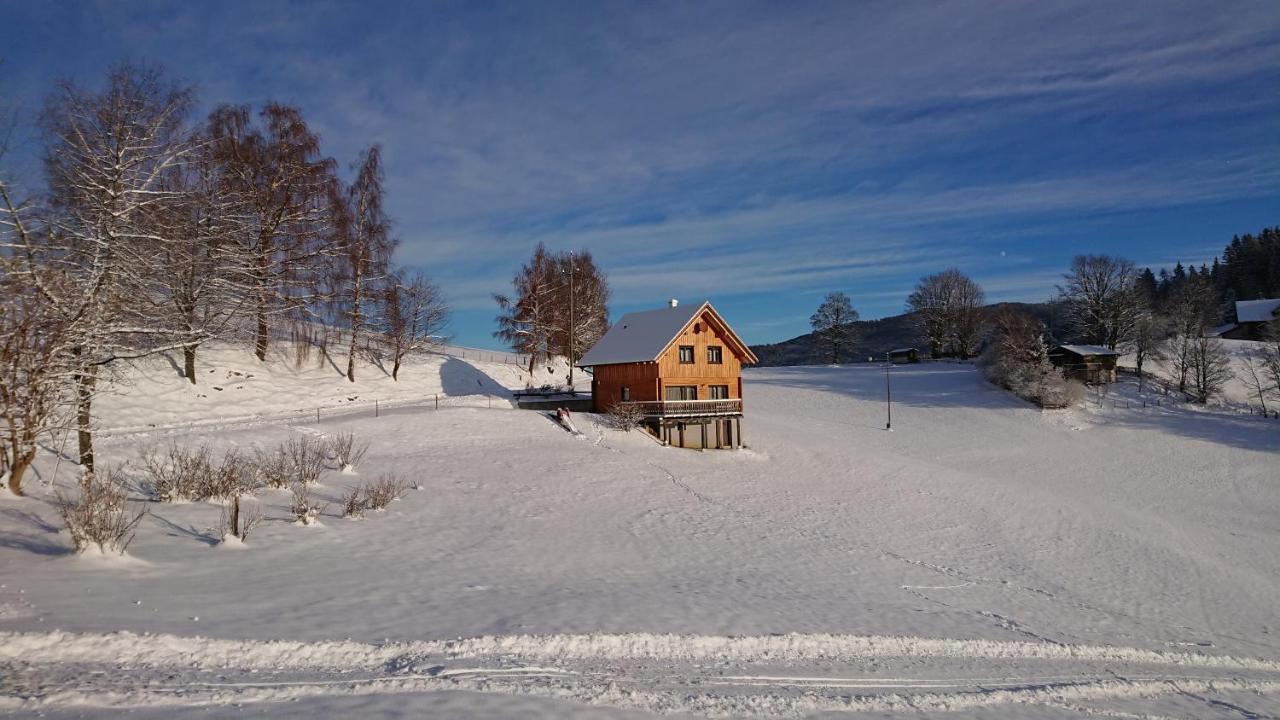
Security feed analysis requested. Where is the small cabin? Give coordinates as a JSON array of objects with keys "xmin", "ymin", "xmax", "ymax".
[
  {"xmin": 888, "ymin": 347, "xmax": 920, "ymax": 364},
  {"xmin": 1048, "ymin": 345, "xmax": 1119, "ymax": 384},
  {"xmin": 579, "ymin": 299, "xmax": 757, "ymax": 449}
]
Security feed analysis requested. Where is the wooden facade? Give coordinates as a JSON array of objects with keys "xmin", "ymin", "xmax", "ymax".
[
  {"xmin": 1048, "ymin": 345, "xmax": 1119, "ymax": 384},
  {"xmin": 582, "ymin": 302, "xmax": 757, "ymax": 449}
]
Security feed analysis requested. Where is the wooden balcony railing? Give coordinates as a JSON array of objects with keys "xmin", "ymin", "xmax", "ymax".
[{"xmin": 623, "ymin": 399, "xmax": 743, "ymax": 418}]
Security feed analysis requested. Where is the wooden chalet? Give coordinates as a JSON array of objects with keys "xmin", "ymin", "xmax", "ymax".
[
  {"xmin": 579, "ymin": 299, "xmax": 758, "ymax": 449},
  {"xmin": 888, "ymin": 347, "xmax": 920, "ymax": 364},
  {"xmin": 1048, "ymin": 344, "xmax": 1119, "ymax": 384}
]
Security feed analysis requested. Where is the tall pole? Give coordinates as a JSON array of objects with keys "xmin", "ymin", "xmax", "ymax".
[
  {"xmin": 568, "ymin": 254, "xmax": 575, "ymax": 390},
  {"xmin": 885, "ymin": 352, "xmax": 892, "ymax": 431}
]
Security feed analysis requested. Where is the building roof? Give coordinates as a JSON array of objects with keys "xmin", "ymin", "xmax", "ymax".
[
  {"xmin": 888, "ymin": 347, "xmax": 917, "ymax": 354},
  {"xmin": 1051, "ymin": 344, "xmax": 1120, "ymax": 357},
  {"xmin": 1235, "ymin": 298, "xmax": 1280, "ymax": 323},
  {"xmin": 579, "ymin": 301, "xmax": 758, "ymax": 366}
]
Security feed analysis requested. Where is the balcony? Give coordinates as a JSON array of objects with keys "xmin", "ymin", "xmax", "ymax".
[{"xmin": 623, "ymin": 399, "xmax": 743, "ymax": 418}]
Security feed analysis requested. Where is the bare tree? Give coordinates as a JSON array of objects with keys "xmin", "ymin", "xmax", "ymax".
[
  {"xmin": 380, "ymin": 269, "xmax": 449, "ymax": 380},
  {"xmin": 1187, "ymin": 334, "xmax": 1233, "ymax": 404},
  {"xmin": 1168, "ymin": 276, "xmax": 1217, "ymax": 395},
  {"xmin": 208, "ymin": 104, "xmax": 334, "ymax": 362},
  {"xmin": 1059, "ymin": 254, "xmax": 1141, "ymax": 349},
  {"xmin": 1129, "ymin": 313, "xmax": 1168, "ymax": 392},
  {"xmin": 1239, "ymin": 351, "xmax": 1274, "ymax": 414},
  {"xmin": 494, "ymin": 243, "xmax": 560, "ymax": 373},
  {"xmin": 907, "ymin": 269, "xmax": 985, "ymax": 358},
  {"xmin": 329, "ymin": 145, "xmax": 396, "ymax": 382},
  {"xmin": 809, "ymin": 292, "xmax": 859, "ymax": 364}
]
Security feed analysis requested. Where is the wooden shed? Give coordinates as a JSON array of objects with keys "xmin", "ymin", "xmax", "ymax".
[
  {"xmin": 579, "ymin": 299, "xmax": 757, "ymax": 449},
  {"xmin": 1048, "ymin": 344, "xmax": 1119, "ymax": 384},
  {"xmin": 888, "ymin": 347, "xmax": 920, "ymax": 364}
]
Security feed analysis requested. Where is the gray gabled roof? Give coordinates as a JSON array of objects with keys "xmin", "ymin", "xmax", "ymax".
[
  {"xmin": 1236, "ymin": 299, "xmax": 1280, "ymax": 323},
  {"xmin": 1051, "ymin": 344, "xmax": 1120, "ymax": 357},
  {"xmin": 579, "ymin": 303, "xmax": 705, "ymax": 366}
]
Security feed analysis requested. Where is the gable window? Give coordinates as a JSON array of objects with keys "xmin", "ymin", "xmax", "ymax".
[
  {"xmin": 621, "ymin": 386, "xmax": 630, "ymax": 401},
  {"xmin": 709, "ymin": 385, "xmax": 730, "ymax": 399},
  {"xmin": 678, "ymin": 345, "xmax": 695, "ymax": 363},
  {"xmin": 707, "ymin": 345, "xmax": 723, "ymax": 364}
]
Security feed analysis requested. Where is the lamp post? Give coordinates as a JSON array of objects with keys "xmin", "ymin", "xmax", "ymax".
[
  {"xmin": 562, "ymin": 253, "xmax": 576, "ymax": 390},
  {"xmin": 885, "ymin": 351, "xmax": 893, "ymax": 431}
]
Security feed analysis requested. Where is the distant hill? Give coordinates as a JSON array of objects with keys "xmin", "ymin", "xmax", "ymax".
[{"xmin": 750, "ymin": 302, "xmax": 1068, "ymax": 366}]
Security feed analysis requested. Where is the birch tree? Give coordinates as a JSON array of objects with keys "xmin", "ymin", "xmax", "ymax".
[
  {"xmin": 208, "ymin": 104, "xmax": 334, "ymax": 361},
  {"xmin": 329, "ymin": 145, "xmax": 396, "ymax": 382},
  {"xmin": 494, "ymin": 243, "xmax": 560, "ymax": 373},
  {"xmin": 380, "ymin": 269, "xmax": 449, "ymax": 380}
]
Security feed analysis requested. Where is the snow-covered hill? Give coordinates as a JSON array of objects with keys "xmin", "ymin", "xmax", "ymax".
[
  {"xmin": 94, "ymin": 341, "xmax": 581, "ymax": 433},
  {"xmin": 2, "ymin": 359, "xmax": 1278, "ymax": 718}
]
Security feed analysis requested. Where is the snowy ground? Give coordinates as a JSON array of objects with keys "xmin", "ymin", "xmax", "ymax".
[{"xmin": 2, "ymin": 351, "xmax": 1279, "ymax": 718}]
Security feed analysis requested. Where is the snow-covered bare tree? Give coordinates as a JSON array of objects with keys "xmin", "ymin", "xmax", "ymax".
[
  {"xmin": 1058, "ymin": 254, "xmax": 1141, "ymax": 349},
  {"xmin": 39, "ymin": 65, "xmax": 198, "ymax": 473},
  {"xmin": 207, "ymin": 103, "xmax": 334, "ymax": 362},
  {"xmin": 1239, "ymin": 350, "xmax": 1274, "ymax": 413},
  {"xmin": 907, "ymin": 269, "xmax": 985, "ymax": 358},
  {"xmin": 980, "ymin": 308, "xmax": 1081, "ymax": 408},
  {"xmin": 141, "ymin": 133, "xmax": 254, "ymax": 383},
  {"xmin": 380, "ymin": 269, "xmax": 449, "ymax": 380},
  {"xmin": 809, "ymin": 292, "xmax": 859, "ymax": 364},
  {"xmin": 328, "ymin": 145, "xmax": 396, "ymax": 382}
]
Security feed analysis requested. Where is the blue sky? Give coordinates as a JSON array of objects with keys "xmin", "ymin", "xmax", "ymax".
[{"xmin": 3, "ymin": 1, "xmax": 1278, "ymax": 348}]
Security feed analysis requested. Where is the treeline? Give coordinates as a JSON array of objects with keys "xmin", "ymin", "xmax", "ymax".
[
  {"xmin": 1136, "ymin": 227, "xmax": 1280, "ymax": 320},
  {"xmin": 0, "ymin": 65, "xmax": 448, "ymax": 496}
]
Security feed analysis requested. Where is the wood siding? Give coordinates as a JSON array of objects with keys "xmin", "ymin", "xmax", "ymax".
[{"xmin": 590, "ymin": 308, "xmax": 746, "ymax": 412}]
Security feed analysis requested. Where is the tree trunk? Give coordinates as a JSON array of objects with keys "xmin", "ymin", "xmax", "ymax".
[
  {"xmin": 184, "ymin": 345, "xmax": 198, "ymax": 384},
  {"xmin": 229, "ymin": 494, "xmax": 241, "ymax": 538},
  {"xmin": 75, "ymin": 367, "xmax": 96, "ymax": 476},
  {"xmin": 392, "ymin": 355, "xmax": 401, "ymax": 381},
  {"xmin": 7, "ymin": 455, "xmax": 30, "ymax": 497},
  {"xmin": 254, "ymin": 249, "xmax": 271, "ymax": 362},
  {"xmin": 255, "ymin": 306, "xmax": 269, "ymax": 362}
]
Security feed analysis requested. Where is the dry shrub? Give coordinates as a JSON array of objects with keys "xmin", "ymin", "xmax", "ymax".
[
  {"xmin": 221, "ymin": 494, "xmax": 264, "ymax": 540},
  {"xmin": 288, "ymin": 482, "xmax": 325, "ymax": 525},
  {"xmin": 139, "ymin": 442, "xmax": 212, "ymax": 502},
  {"xmin": 56, "ymin": 469, "xmax": 148, "ymax": 554},
  {"xmin": 255, "ymin": 436, "xmax": 325, "ymax": 488},
  {"xmin": 363, "ymin": 474, "xmax": 407, "ymax": 511},
  {"xmin": 341, "ymin": 486, "xmax": 365, "ymax": 519},
  {"xmin": 605, "ymin": 402, "xmax": 645, "ymax": 431},
  {"xmin": 328, "ymin": 432, "xmax": 368, "ymax": 470}
]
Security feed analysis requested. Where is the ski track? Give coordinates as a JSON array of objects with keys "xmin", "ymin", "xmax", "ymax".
[{"xmin": 4, "ymin": 630, "xmax": 1280, "ymax": 716}]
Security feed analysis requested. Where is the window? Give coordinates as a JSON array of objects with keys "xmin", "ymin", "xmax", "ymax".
[
  {"xmin": 621, "ymin": 386, "xmax": 630, "ymax": 401},
  {"xmin": 707, "ymin": 345, "xmax": 723, "ymax": 364},
  {"xmin": 665, "ymin": 385, "xmax": 698, "ymax": 400},
  {"xmin": 709, "ymin": 385, "xmax": 730, "ymax": 399},
  {"xmin": 678, "ymin": 345, "xmax": 694, "ymax": 363}
]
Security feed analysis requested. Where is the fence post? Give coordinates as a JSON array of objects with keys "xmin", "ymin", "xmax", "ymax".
[
  {"xmin": 435, "ymin": 394, "xmax": 439, "ymax": 410},
  {"xmin": 316, "ymin": 408, "xmax": 320, "ymax": 422},
  {"xmin": 375, "ymin": 399, "xmax": 379, "ymax": 418},
  {"xmin": 488, "ymin": 395, "xmax": 492, "ymax": 409}
]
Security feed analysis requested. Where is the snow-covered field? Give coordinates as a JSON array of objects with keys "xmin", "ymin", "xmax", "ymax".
[{"xmin": 2, "ymin": 349, "xmax": 1279, "ymax": 718}]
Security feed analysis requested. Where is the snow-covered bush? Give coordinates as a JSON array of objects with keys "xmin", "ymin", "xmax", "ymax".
[
  {"xmin": 327, "ymin": 432, "xmax": 368, "ymax": 471},
  {"xmin": 56, "ymin": 469, "xmax": 148, "ymax": 554},
  {"xmin": 363, "ymin": 474, "xmax": 407, "ymax": 511},
  {"xmin": 605, "ymin": 402, "xmax": 646, "ymax": 431},
  {"xmin": 288, "ymin": 482, "xmax": 325, "ymax": 525},
  {"xmin": 140, "ymin": 443, "xmax": 253, "ymax": 501}
]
